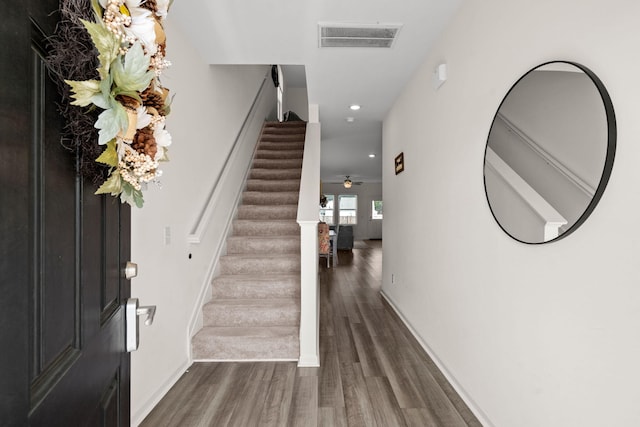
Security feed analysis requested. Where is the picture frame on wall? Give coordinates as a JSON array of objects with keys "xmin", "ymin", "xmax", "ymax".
[{"xmin": 395, "ymin": 152, "xmax": 405, "ymax": 175}]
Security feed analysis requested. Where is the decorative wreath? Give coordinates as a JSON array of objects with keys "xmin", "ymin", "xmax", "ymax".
[{"xmin": 49, "ymin": 0, "xmax": 173, "ymax": 207}]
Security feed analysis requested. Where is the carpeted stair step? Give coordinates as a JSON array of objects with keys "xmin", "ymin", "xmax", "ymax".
[
  {"xmin": 255, "ymin": 149, "xmax": 304, "ymax": 160},
  {"xmin": 237, "ymin": 204, "xmax": 297, "ymax": 220},
  {"xmin": 211, "ymin": 274, "xmax": 300, "ymax": 299},
  {"xmin": 258, "ymin": 141, "xmax": 305, "ymax": 151},
  {"xmin": 242, "ymin": 191, "xmax": 298, "ymax": 205},
  {"xmin": 232, "ymin": 219, "xmax": 299, "ymax": 236},
  {"xmin": 260, "ymin": 134, "xmax": 305, "ymax": 143},
  {"xmin": 245, "ymin": 179, "xmax": 300, "ymax": 192},
  {"xmin": 250, "ymin": 168, "xmax": 302, "ymax": 180},
  {"xmin": 263, "ymin": 121, "xmax": 306, "ymax": 130},
  {"xmin": 253, "ymin": 158, "xmax": 303, "ymax": 169},
  {"xmin": 192, "ymin": 121, "xmax": 306, "ymax": 362},
  {"xmin": 220, "ymin": 254, "xmax": 301, "ymax": 275},
  {"xmin": 192, "ymin": 326, "xmax": 299, "ymax": 361},
  {"xmin": 202, "ymin": 298, "xmax": 300, "ymax": 327},
  {"xmin": 227, "ymin": 236, "xmax": 300, "ymax": 254}
]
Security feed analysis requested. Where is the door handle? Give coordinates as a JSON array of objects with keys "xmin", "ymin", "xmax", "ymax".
[{"xmin": 126, "ymin": 298, "xmax": 157, "ymax": 352}]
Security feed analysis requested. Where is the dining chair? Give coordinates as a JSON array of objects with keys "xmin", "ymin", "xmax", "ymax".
[{"xmin": 318, "ymin": 222, "xmax": 332, "ymax": 267}]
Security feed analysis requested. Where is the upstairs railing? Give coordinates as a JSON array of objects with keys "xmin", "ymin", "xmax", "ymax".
[
  {"xmin": 296, "ymin": 120, "xmax": 321, "ymax": 367},
  {"xmin": 485, "ymin": 147, "xmax": 567, "ymax": 241}
]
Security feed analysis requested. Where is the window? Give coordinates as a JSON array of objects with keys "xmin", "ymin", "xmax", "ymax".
[
  {"xmin": 339, "ymin": 195, "xmax": 357, "ymax": 225},
  {"xmin": 319, "ymin": 195, "xmax": 335, "ymax": 225},
  {"xmin": 371, "ymin": 200, "xmax": 383, "ymax": 219}
]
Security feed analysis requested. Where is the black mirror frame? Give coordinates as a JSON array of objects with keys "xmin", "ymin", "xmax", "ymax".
[{"xmin": 483, "ymin": 61, "xmax": 617, "ymax": 244}]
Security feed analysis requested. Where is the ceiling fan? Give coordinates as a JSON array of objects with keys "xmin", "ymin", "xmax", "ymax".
[{"xmin": 342, "ymin": 175, "xmax": 363, "ymax": 188}]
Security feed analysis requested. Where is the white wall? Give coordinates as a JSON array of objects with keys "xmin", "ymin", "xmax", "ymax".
[
  {"xmin": 382, "ymin": 0, "xmax": 640, "ymax": 426},
  {"xmin": 129, "ymin": 18, "xmax": 270, "ymax": 425},
  {"xmin": 284, "ymin": 87, "xmax": 309, "ymax": 121},
  {"xmin": 321, "ymin": 182, "xmax": 382, "ymax": 240}
]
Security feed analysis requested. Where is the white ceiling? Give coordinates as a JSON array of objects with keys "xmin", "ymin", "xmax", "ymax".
[{"xmin": 170, "ymin": 0, "xmax": 463, "ymax": 183}]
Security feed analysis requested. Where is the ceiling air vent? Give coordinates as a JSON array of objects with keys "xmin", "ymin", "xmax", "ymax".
[{"xmin": 318, "ymin": 23, "xmax": 402, "ymax": 48}]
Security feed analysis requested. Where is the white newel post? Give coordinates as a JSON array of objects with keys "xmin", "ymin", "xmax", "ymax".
[
  {"xmin": 296, "ymin": 113, "xmax": 321, "ymax": 367},
  {"xmin": 298, "ymin": 221, "xmax": 319, "ymax": 367}
]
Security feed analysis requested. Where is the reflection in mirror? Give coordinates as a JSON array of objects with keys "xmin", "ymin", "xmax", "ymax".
[{"xmin": 483, "ymin": 61, "xmax": 616, "ymax": 244}]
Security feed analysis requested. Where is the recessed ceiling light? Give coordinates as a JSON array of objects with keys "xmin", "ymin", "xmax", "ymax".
[
  {"xmin": 346, "ymin": 117, "xmax": 355, "ymax": 123},
  {"xmin": 350, "ymin": 104, "xmax": 361, "ymax": 111},
  {"xmin": 369, "ymin": 154, "xmax": 376, "ymax": 158}
]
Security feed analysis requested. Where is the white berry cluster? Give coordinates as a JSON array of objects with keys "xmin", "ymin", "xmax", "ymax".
[
  {"xmin": 103, "ymin": 0, "xmax": 136, "ymax": 54},
  {"xmin": 119, "ymin": 144, "xmax": 160, "ymax": 190},
  {"xmin": 150, "ymin": 52, "xmax": 172, "ymax": 77}
]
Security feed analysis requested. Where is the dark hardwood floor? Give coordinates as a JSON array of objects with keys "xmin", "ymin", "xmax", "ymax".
[{"xmin": 141, "ymin": 240, "xmax": 481, "ymax": 426}]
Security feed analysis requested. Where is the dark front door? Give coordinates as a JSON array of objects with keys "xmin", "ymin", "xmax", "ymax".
[{"xmin": 1, "ymin": 1, "xmax": 131, "ymax": 425}]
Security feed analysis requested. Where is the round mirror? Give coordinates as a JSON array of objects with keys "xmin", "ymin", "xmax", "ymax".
[{"xmin": 483, "ymin": 61, "xmax": 616, "ymax": 244}]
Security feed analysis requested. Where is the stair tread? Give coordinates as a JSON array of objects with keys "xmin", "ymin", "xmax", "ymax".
[
  {"xmin": 222, "ymin": 253, "xmax": 301, "ymax": 260},
  {"xmin": 213, "ymin": 273, "xmax": 300, "ymax": 281},
  {"xmin": 227, "ymin": 235, "xmax": 300, "ymax": 241},
  {"xmin": 238, "ymin": 204, "xmax": 298, "ymax": 209},
  {"xmin": 192, "ymin": 326, "xmax": 300, "ymax": 361},
  {"xmin": 233, "ymin": 218, "xmax": 298, "ymax": 223},
  {"xmin": 196, "ymin": 325, "xmax": 299, "ymax": 337},
  {"xmin": 205, "ymin": 298, "xmax": 300, "ymax": 307}
]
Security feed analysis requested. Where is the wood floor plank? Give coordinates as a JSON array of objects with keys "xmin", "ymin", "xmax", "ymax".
[
  {"xmin": 349, "ymin": 322, "xmax": 385, "ymax": 377},
  {"xmin": 318, "ymin": 334, "xmax": 345, "ymax": 408},
  {"xmin": 287, "ymin": 375, "xmax": 318, "ymax": 426},
  {"xmin": 365, "ymin": 376, "xmax": 408, "ymax": 426},
  {"xmin": 226, "ymin": 363, "xmax": 275, "ymax": 426},
  {"xmin": 318, "ymin": 407, "xmax": 348, "ymax": 427},
  {"xmin": 141, "ymin": 241, "xmax": 482, "ymax": 427},
  {"xmin": 259, "ymin": 363, "xmax": 297, "ymax": 427},
  {"xmin": 368, "ymin": 331, "xmax": 430, "ymax": 409},
  {"xmin": 408, "ymin": 362, "xmax": 468, "ymax": 426},
  {"xmin": 334, "ymin": 315, "xmax": 360, "ymax": 364},
  {"xmin": 340, "ymin": 362, "xmax": 377, "ymax": 427},
  {"xmin": 203, "ymin": 363, "xmax": 255, "ymax": 426},
  {"xmin": 403, "ymin": 408, "xmax": 441, "ymax": 427}
]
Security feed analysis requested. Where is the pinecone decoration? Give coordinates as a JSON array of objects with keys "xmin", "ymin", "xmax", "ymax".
[
  {"xmin": 131, "ymin": 127, "xmax": 158, "ymax": 159},
  {"xmin": 140, "ymin": 88, "xmax": 165, "ymax": 113},
  {"xmin": 116, "ymin": 94, "xmax": 139, "ymax": 111},
  {"xmin": 140, "ymin": 0, "xmax": 158, "ymax": 13}
]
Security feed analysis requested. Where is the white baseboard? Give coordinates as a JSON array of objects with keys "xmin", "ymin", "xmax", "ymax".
[
  {"xmin": 131, "ymin": 360, "xmax": 192, "ymax": 427},
  {"xmin": 379, "ymin": 290, "xmax": 494, "ymax": 427},
  {"xmin": 297, "ymin": 354, "xmax": 320, "ymax": 367}
]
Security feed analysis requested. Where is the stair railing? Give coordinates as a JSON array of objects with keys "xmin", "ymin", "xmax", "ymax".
[
  {"xmin": 188, "ymin": 71, "xmax": 275, "ymax": 243},
  {"xmin": 296, "ymin": 120, "xmax": 321, "ymax": 367},
  {"xmin": 186, "ymin": 70, "xmax": 276, "ymax": 352}
]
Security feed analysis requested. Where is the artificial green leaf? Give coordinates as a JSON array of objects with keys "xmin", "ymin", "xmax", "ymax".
[
  {"xmin": 90, "ymin": 92, "xmax": 111, "ymax": 110},
  {"xmin": 120, "ymin": 182, "xmax": 145, "ymax": 208},
  {"xmin": 95, "ymin": 171, "xmax": 123, "ymax": 196},
  {"xmin": 90, "ymin": 0, "xmax": 103, "ymax": 20},
  {"xmin": 81, "ymin": 19, "xmax": 120, "ymax": 79},
  {"xmin": 66, "ymin": 79, "xmax": 101, "ymax": 106},
  {"xmin": 90, "ymin": 76, "xmax": 115, "ymax": 110},
  {"xmin": 95, "ymin": 101, "xmax": 128, "ymax": 145},
  {"xmin": 95, "ymin": 140, "xmax": 119, "ymax": 166},
  {"xmin": 112, "ymin": 43, "xmax": 154, "ymax": 93}
]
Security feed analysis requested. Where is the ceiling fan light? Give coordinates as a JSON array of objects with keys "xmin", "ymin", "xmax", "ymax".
[{"xmin": 344, "ymin": 176, "xmax": 353, "ymax": 188}]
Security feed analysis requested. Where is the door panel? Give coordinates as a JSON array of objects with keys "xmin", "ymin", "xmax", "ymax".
[{"xmin": 0, "ymin": 2, "xmax": 131, "ymax": 425}]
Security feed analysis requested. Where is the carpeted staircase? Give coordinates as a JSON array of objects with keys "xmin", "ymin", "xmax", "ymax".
[{"xmin": 192, "ymin": 121, "xmax": 306, "ymax": 361}]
